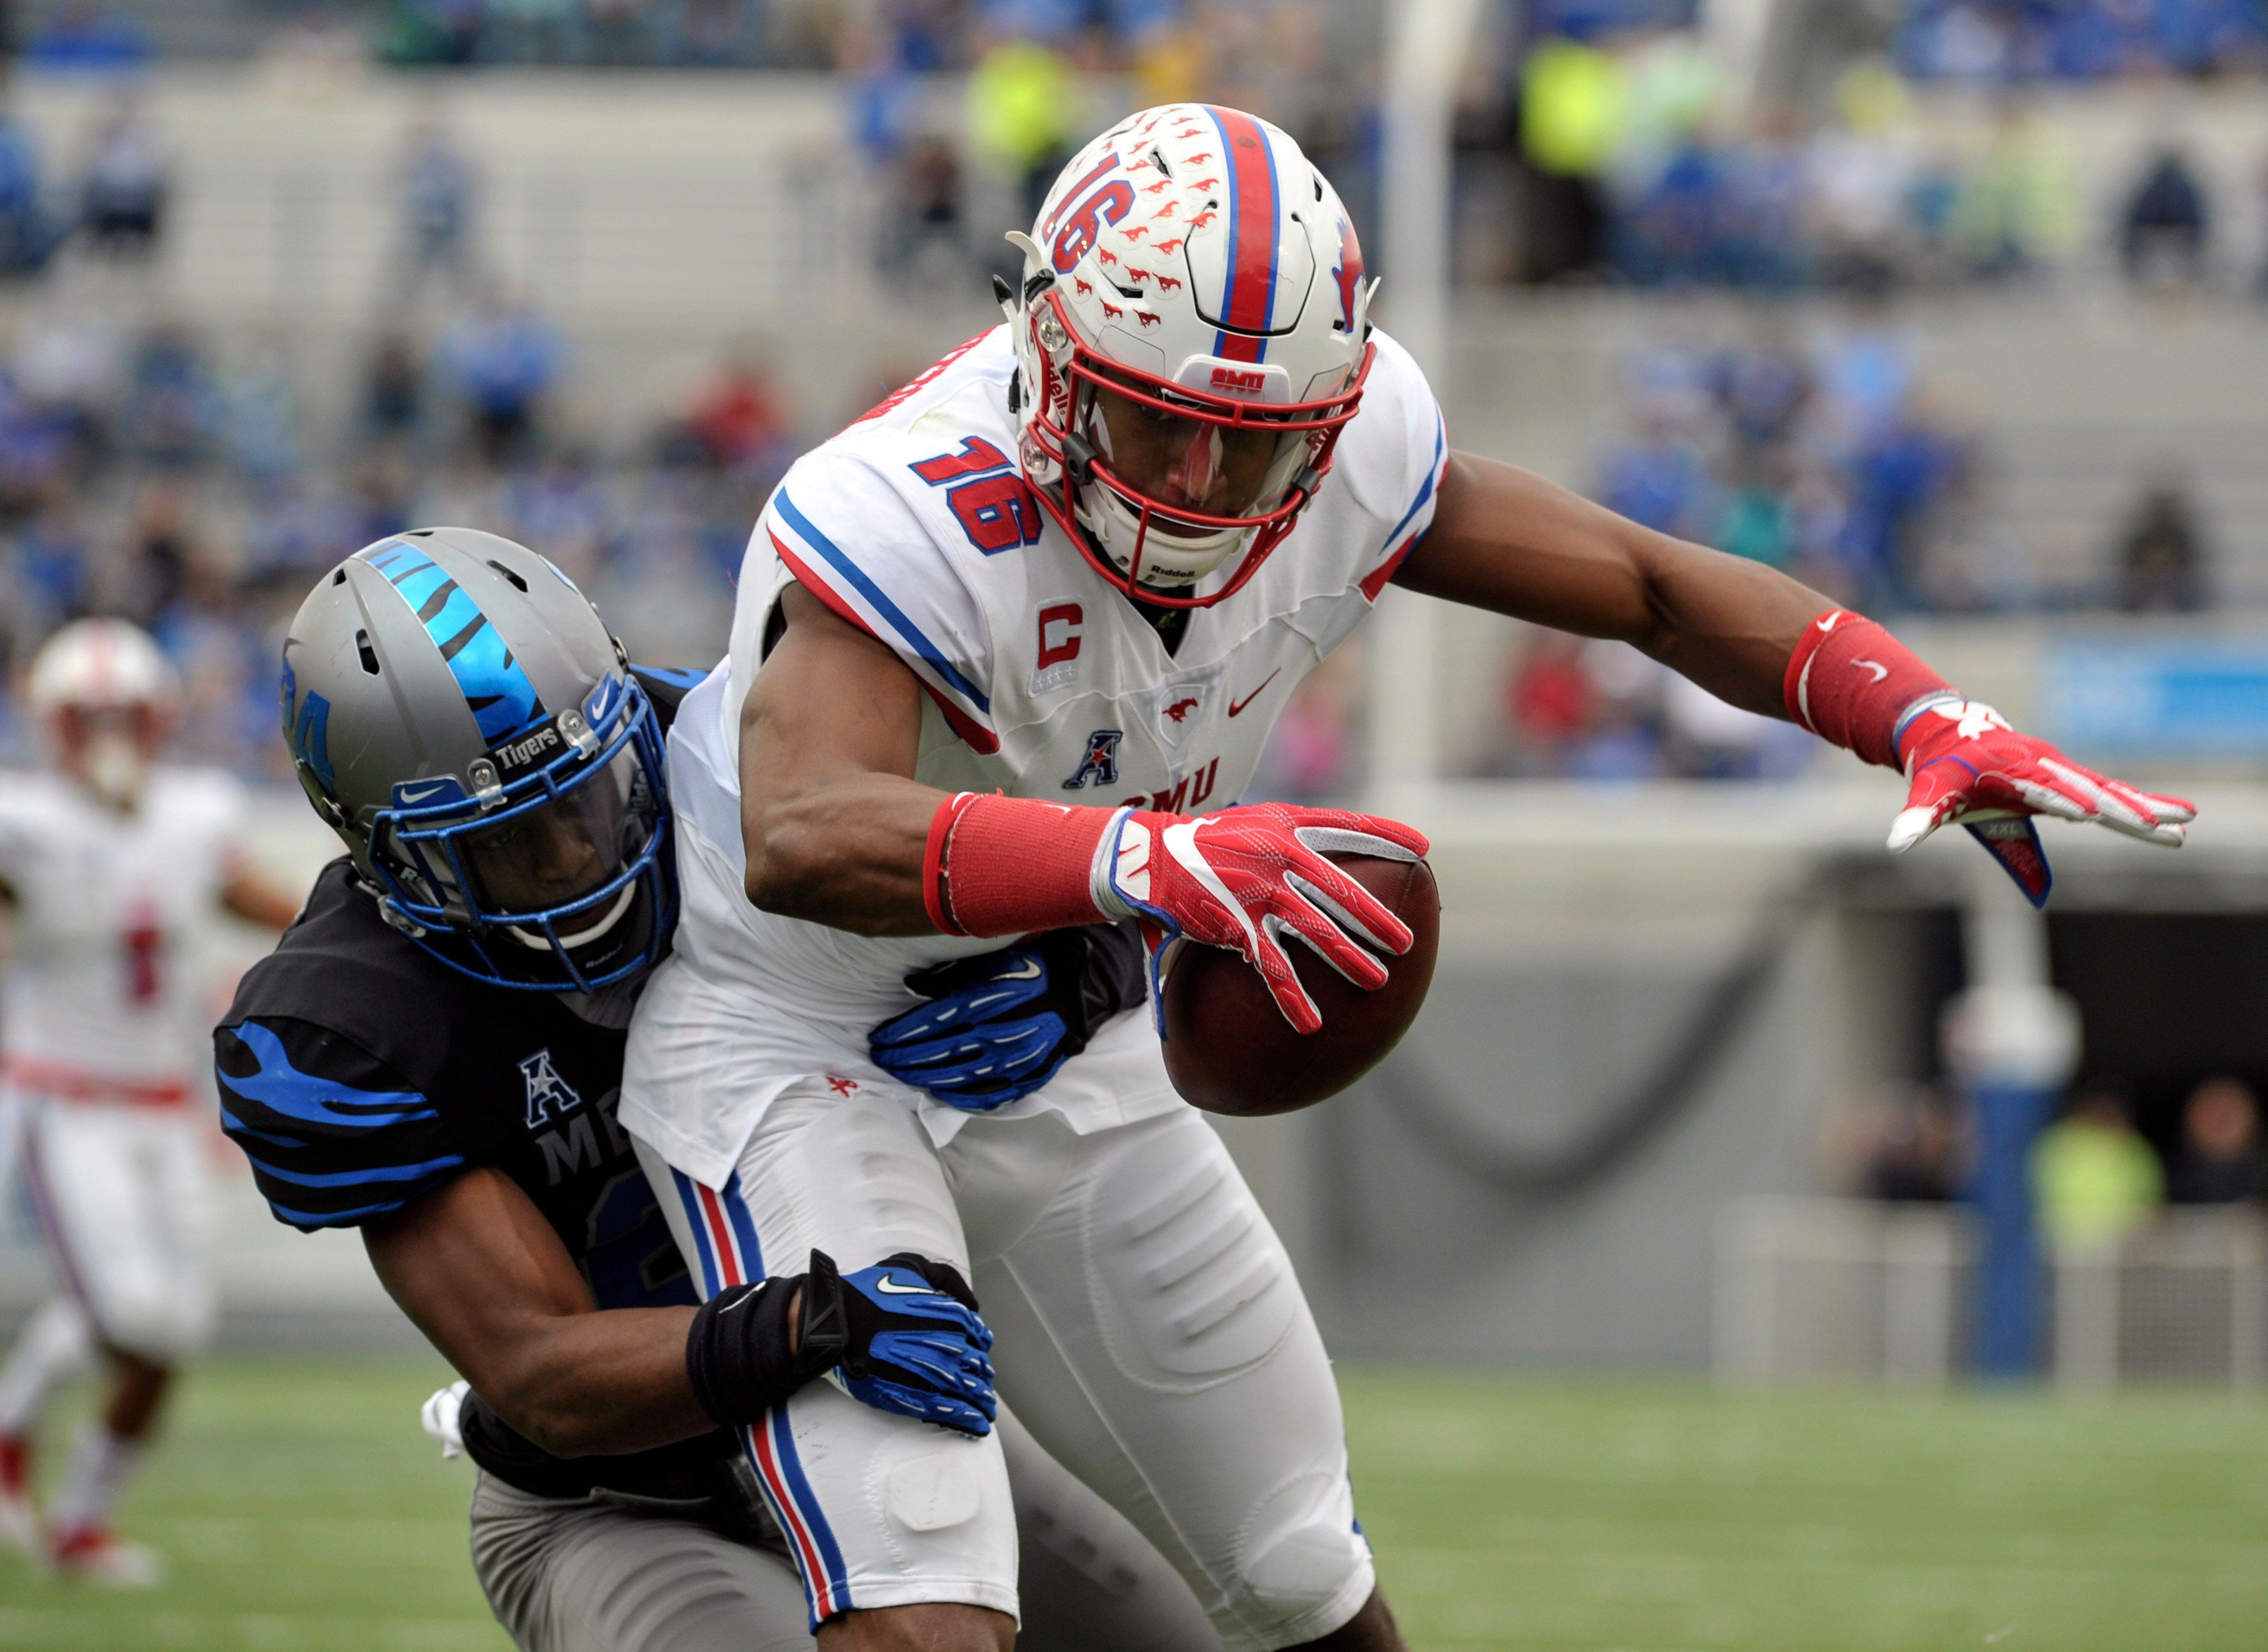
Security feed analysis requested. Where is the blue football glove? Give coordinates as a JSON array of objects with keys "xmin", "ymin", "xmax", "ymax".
[
  {"xmin": 801, "ymin": 1250, "xmax": 997, "ymax": 1437},
  {"xmin": 869, "ymin": 925, "xmax": 1147, "ymax": 1111}
]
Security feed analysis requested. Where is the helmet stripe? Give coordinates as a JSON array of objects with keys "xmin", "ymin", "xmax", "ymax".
[
  {"xmin": 1203, "ymin": 105, "xmax": 1280, "ymax": 364},
  {"xmin": 357, "ymin": 542, "xmax": 544, "ymax": 744}
]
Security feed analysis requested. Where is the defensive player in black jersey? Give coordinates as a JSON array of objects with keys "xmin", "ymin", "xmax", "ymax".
[{"xmin": 215, "ymin": 529, "xmax": 1219, "ymax": 1652}]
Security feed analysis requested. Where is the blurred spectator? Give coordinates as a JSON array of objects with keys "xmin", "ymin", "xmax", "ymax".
[
  {"xmin": 671, "ymin": 341, "xmax": 793, "ymax": 476},
  {"xmin": 361, "ymin": 329, "xmax": 426, "ymax": 443},
  {"xmin": 968, "ymin": 36, "xmax": 1077, "ymax": 223},
  {"xmin": 79, "ymin": 99, "xmax": 170, "ymax": 260},
  {"xmin": 1861, "ymin": 1085, "xmax": 1962, "ymax": 1202},
  {"xmin": 1565, "ymin": 641, "xmax": 1662, "ymax": 780},
  {"xmin": 26, "ymin": 1, "xmax": 154, "ymax": 72},
  {"xmin": 0, "ymin": 108, "xmax": 61, "ymax": 278},
  {"xmin": 119, "ymin": 481, "xmax": 198, "ymax": 621},
  {"xmin": 2167, "ymin": 1078, "xmax": 2263, "ymax": 1205},
  {"xmin": 398, "ymin": 116, "xmax": 478, "ymax": 297},
  {"xmin": 1498, "ymin": 630, "xmax": 1594, "ymax": 776},
  {"xmin": 2032, "ymin": 1081, "xmax": 2162, "ymax": 1250},
  {"xmin": 884, "ymin": 134, "xmax": 968, "ymax": 285},
  {"xmin": 122, "ymin": 320, "xmax": 221, "ymax": 467},
  {"xmin": 2114, "ymin": 476, "xmax": 2208, "ymax": 612},
  {"xmin": 1597, "ymin": 404, "xmax": 1709, "ymax": 540},
  {"xmin": 2121, "ymin": 148, "xmax": 2210, "ymax": 290},
  {"xmin": 226, "ymin": 332, "xmax": 304, "ymax": 486},
  {"xmin": 442, "ymin": 290, "xmax": 566, "ymax": 464},
  {"xmin": 1516, "ymin": 36, "xmax": 1623, "ymax": 282}
]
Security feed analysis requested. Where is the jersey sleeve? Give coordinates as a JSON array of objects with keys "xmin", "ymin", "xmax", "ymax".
[
  {"xmin": 214, "ymin": 1017, "xmax": 467, "ymax": 1231},
  {"xmin": 753, "ymin": 454, "xmax": 1000, "ymax": 754},
  {"xmin": 1349, "ymin": 328, "xmax": 1451, "ymax": 603}
]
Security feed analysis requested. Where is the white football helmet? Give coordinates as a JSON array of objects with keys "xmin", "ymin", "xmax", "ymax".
[
  {"xmin": 27, "ymin": 618, "xmax": 180, "ymax": 806},
  {"xmin": 1005, "ymin": 103, "xmax": 1377, "ymax": 608}
]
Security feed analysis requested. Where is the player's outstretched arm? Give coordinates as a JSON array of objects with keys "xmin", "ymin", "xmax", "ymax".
[
  {"xmin": 1398, "ymin": 453, "xmax": 2193, "ymax": 899},
  {"xmin": 746, "ymin": 581, "xmax": 1429, "ymax": 1030}
]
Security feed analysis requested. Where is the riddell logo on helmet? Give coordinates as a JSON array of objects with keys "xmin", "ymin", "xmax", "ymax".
[{"xmin": 1210, "ymin": 368, "xmax": 1267, "ymax": 393}]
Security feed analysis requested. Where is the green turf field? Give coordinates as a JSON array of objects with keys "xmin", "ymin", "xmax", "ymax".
[{"xmin": 0, "ymin": 1358, "xmax": 2261, "ymax": 1650}]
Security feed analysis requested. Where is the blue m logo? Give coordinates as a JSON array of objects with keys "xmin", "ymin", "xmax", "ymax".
[
  {"xmin": 521, "ymin": 1049, "xmax": 585, "ymax": 1129},
  {"xmin": 1062, "ymin": 729, "xmax": 1124, "ymax": 790}
]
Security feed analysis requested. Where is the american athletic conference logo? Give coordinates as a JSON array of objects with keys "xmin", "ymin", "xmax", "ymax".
[
  {"xmin": 1063, "ymin": 729, "xmax": 1123, "ymax": 790},
  {"xmin": 521, "ymin": 1049, "xmax": 585, "ymax": 1129}
]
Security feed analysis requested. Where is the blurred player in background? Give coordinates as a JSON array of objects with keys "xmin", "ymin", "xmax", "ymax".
[
  {"xmin": 621, "ymin": 103, "xmax": 2197, "ymax": 1651},
  {"xmin": 221, "ymin": 529, "xmax": 1221, "ymax": 1652},
  {"xmin": 0, "ymin": 618, "xmax": 299, "ymax": 1585}
]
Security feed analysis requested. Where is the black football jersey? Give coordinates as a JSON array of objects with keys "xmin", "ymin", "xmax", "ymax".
[
  {"xmin": 214, "ymin": 854, "xmax": 691, "ymax": 1307},
  {"xmin": 212, "ymin": 664, "xmax": 734, "ymax": 1503}
]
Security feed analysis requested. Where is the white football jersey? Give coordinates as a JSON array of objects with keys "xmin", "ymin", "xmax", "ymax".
[
  {"xmin": 0, "ymin": 767, "xmax": 246, "ymax": 1099},
  {"xmin": 621, "ymin": 325, "xmax": 1444, "ymax": 1184}
]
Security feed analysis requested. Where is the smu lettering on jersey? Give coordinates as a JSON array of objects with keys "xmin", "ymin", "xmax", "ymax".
[
  {"xmin": 618, "ymin": 326, "xmax": 1445, "ymax": 1183},
  {"xmin": 0, "ymin": 766, "xmax": 246, "ymax": 1100}
]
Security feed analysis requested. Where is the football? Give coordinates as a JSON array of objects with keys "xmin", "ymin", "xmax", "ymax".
[{"xmin": 1159, "ymin": 854, "xmax": 1441, "ymax": 1117}]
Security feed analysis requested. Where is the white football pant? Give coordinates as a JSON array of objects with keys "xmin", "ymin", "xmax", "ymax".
[
  {"xmin": 635, "ymin": 1084, "xmax": 1373, "ymax": 1652},
  {"xmin": 16, "ymin": 1098, "xmax": 216, "ymax": 1364}
]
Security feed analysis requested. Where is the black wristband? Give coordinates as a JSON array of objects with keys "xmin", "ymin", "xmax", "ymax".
[{"xmin": 684, "ymin": 1275, "xmax": 819, "ymax": 1427}]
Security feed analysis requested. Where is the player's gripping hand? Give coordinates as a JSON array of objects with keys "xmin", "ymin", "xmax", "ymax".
[
  {"xmin": 805, "ymin": 1251, "xmax": 996, "ymax": 1435},
  {"xmin": 1094, "ymin": 803, "xmax": 1430, "ymax": 1034},
  {"xmin": 869, "ymin": 925, "xmax": 1147, "ymax": 1111},
  {"xmin": 1887, "ymin": 696, "xmax": 2195, "ymax": 903},
  {"xmin": 684, "ymin": 1251, "xmax": 996, "ymax": 1436}
]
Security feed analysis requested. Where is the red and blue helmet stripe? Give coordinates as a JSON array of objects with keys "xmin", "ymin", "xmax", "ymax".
[{"xmin": 1202, "ymin": 104, "xmax": 1283, "ymax": 364}]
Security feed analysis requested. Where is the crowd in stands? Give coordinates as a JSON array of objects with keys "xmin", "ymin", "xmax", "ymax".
[
  {"xmin": 1843, "ymin": 1073, "xmax": 2266, "ymax": 1232},
  {"xmin": 1489, "ymin": 51, "xmax": 2095, "ymax": 292},
  {"xmin": 1481, "ymin": 307, "xmax": 2006, "ymax": 779},
  {"xmin": 0, "ymin": 104, "xmax": 799, "ymax": 782},
  {"xmin": 369, "ymin": 0, "xmax": 1223, "ymax": 69},
  {"xmin": 1895, "ymin": 0, "xmax": 2268, "ymax": 82}
]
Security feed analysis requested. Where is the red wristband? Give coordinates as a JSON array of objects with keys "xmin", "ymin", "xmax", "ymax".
[
  {"xmin": 1782, "ymin": 609, "xmax": 1954, "ymax": 770},
  {"xmin": 924, "ymin": 793, "xmax": 1117, "ymax": 939}
]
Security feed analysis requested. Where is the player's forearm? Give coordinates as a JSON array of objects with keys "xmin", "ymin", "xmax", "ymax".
[
  {"xmin": 1397, "ymin": 452, "xmax": 1825, "ymax": 719},
  {"xmin": 468, "ymin": 1305, "xmax": 714, "ymax": 1457},
  {"xmin": 740, "ymin": 769, "xmax": 943, "ymax": 935}
]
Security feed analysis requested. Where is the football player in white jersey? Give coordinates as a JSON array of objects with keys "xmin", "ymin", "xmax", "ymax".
[
  {"xmin": 0, "ymin": 618, "xmax": 300, "ymax": 1584},
  {"xmin": 620, "ymin": 104, "xmax": 2193, "ymax": 1651}
]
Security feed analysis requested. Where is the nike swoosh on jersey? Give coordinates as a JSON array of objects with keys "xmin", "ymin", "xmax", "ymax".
[
  {"xmin": 873, "ymin": 1275, "xmax": 933, "ymax": 1296},
  {"xmin": 991, "ymin": 958, "xmax": 1042, "ymax": 981},
  {"xmin": 1227, "ymin": 669, "xmax": 1281, "ymax": 717}
]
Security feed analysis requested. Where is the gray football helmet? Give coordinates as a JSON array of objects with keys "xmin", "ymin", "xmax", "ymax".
[{"xmin": 280, "ymin": 526, "xmax": 673, "ymax": 991}]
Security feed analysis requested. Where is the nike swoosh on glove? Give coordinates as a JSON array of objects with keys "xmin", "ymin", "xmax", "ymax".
[
  {"xmin": 804, "ymin": 1250, "xmax": 997, "ymax": 1437},
  {"xmin": 1889, "ymin": 696, "xmax": 2196, "ymax": 906},
  {"xmin": 1093, "ymin": 803, "xmax": 1429, "ymax": 1034}
]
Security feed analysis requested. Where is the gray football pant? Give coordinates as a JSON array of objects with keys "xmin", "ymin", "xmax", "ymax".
[{"xmin": 469, "ymin": 1409, "xmax": 1223, "ymax": 1651}]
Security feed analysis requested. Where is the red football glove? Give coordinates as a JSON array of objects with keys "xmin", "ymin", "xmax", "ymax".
[
  {"xmin": 1784, "ymin": 609, "xmax": 2194, "ymax": 907},
  {"xmin": 1889, "ymin": 695, "xmax": 2195, "ymax": 865},
  {"xmin": 1094, "ymin": 804, "xmax": 1430, "ymax": 1034}
]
